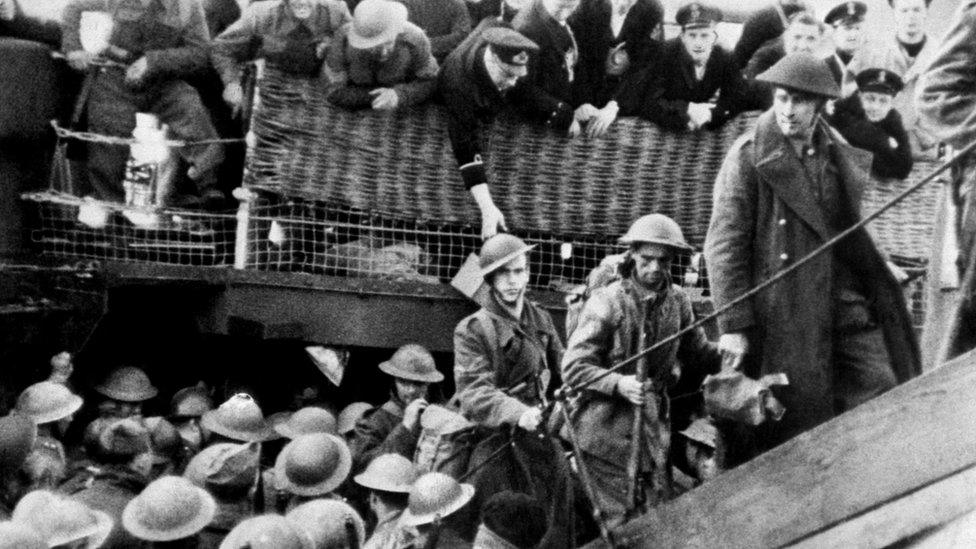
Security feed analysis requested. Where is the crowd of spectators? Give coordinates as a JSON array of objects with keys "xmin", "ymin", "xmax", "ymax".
[{"xmin": 0, "ymin": 0, "xmax": 940, "ymax": 229}]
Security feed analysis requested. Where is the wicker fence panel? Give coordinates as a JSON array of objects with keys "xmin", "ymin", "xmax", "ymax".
[{"xmin": 246, "ymin": 68, "xmax": 757, "ymax": 247}]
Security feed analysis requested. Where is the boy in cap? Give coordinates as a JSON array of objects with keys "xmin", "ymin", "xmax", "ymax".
[
  {"xmin": 349, "ymin": 344, "xmax": 442, "ymax": 474},
  {"xmin": 704, "ymin": 53, "xmax": 920, "ymax": 454},
  {"xmin": 617, "ymin": 1, "xmax": 746, "ymax": 131},
  {"xmin": 828, "ymin": 67, "xmax": 913, "ymax": 179},
  {"xmin": 354, "ymin": 453, "xmax": 416, "ymax": 549},
  {"xmin": 823, "ymin": 0, "xmax": 867, "ymax": 93},
  {"xmin": 212, "ymin": 0, "xmax": 352, "ymax": 113},
  {"xmin": 848, "ymin": 0, "xmax": 937, "ymax": 155},
  {"xmin": 744, "ymin": 11, "xmax": 823, "ymax": 84},
  {"xmin": 325, "ymin": 0, "xmax": 440, "ymax": 110},
  {"xmin": 438, "ymin": 25, "xmax": 578, "ymax": 239}
]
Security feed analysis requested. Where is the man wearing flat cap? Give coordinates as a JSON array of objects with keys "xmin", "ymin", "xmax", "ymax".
[
  {"xmin": 438, "ymin": 24, "xmax": 578, "ymax": 239},
  {"xmin": 704, "ymin": 53, "xmax": 921, "ymax": 453},
  {"xmin": 823, "ymin": 0, "xmax": 866, "ymax": 95},
  {"xmin": 617, "ymin": 1, "xmax": 746, "ymax": 131},
  {"xmin": 828, "ymin": 68, "xmax": 913, "ymax": 180},
  {"xmin": 325, "ymin": 0, "xmax": 440, "ymax": 110}
]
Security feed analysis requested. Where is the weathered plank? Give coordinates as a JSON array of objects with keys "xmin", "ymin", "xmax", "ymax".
[
  {"xmin": 790, "ymin": 464, "xmax": 976, "ymax": 548},
  {"xmin": 909, "ymin": 505, "xmax": 976, "ymax": 548},
  {"xmin": 585, "ymin": 348, "xmax": 976, "ymax": 549}
]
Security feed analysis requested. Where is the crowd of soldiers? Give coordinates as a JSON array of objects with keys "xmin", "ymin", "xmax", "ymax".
[{"xmin": 3, "ymin": 0, "xmax": 976, "ymax": 546}]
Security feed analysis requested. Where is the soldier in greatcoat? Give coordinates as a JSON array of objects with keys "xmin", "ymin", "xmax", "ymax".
[{"xmin": 704, "ymin": 54, "xmax": 921, "ymax": 452}]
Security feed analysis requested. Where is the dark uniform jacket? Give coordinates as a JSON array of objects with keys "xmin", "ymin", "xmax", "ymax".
[
  {"xmin": 742, "ymin": 37, "xmax": 784, "ymax": 110},
  {"xmin": 618, "ymin": 37, "xmax": 746, "ymax": 130},
  {"xmin": 568, "ymin": 0, "xmax": 663, "ymax": 105},
  {"xmin": 703, "ymin": 110, "xmax": 922, "ymax": 445},
  {"xmin": 561, "ymin": 276, "xmax": 719, "ymax": 469},
  {"xmin": 829, "ymin": 93, "xmax": 913, "ymax": 180},
  {"xmin": 437, "ymin": 19, "xmax": 573, "ymax": 189},
  {"xmin": 512, "ymin": 0, "xmax": 579, "ymax": 107},
  {"xmin": 349, "ymin": 397, "xmax": 420, "ymax": 473}
]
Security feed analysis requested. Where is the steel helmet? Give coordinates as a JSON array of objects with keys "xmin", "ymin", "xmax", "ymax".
[
  {"xmin": 757, "ymin": 53, "xmax": 840, "ymax": 99},
  {"xmin": 378, "ymin": 344, "xmax": 444, "ymax": 383},
  {"xmin": 122, "ymin": 476, "xmax": 216, "ymax": 542},
  {"xmin": 618, "ymin": 214, "xmax": 692, "ymax": 251},
  {"xmin": 94, "ymin": 367, "xmax": 158, "ymax": 402},
  {"xmin": 13, "ymin": 490, "xmax": 113, "ymax": 548},
  {"xmin": 337, "ymin": 402, "xmax": 373, "ymax": 436},
  {"xmin": 274, "ymin": 407, "xmax": 338, "ymax": 439},
  {"xmin": 0, "ymin": 521, "xmax": 46, "ymax": 549},
  {"xmin": 15, "ymin": 381, "xmax": 84, "ymax": 425},
  {"xmin": 183, "ymin": 442, "xmax": 260, "ymax": 491},
  {"xmin": 286, "ymin": 500, "xmax": 364, "ymax": 549},
  {"xmin": 200, "ymin": 393, "xmax": 278, "ymax": 443},
  {"xmin": 400, "ymin": 472, "xmax": 475, "ymax": 526},
  {"xmin": 353, "ymin": 453, "xmax": 418, "ymax": 493},
  {"xmin": 479, "ymin": 234, "xmax": 535, "ymax": 277},
  {"xmin": 170, "ymin": 386, "xmax": 213, "ymax": 419},
  {"xmin": 219, "ymin": 514, "xmax": 313, "ymax": 549},
  {"xmin": 274, "ymin": 433, "xmax": 352, "ymax": 496}
]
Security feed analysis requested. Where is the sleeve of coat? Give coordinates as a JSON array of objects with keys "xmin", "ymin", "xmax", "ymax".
[
  {"xmin": 916, "ymin": 0, "xmax": 976, "ymax": 149},
  {"xmin": 348, "ymin": 410, "xmax": 398, "ymax": 472},
  {"xmin": 561, "ymin": 291, "xmax": 623, "ymax": 396},
  {"xmin": 703, "ymin": 136, "xmax": 759, "ymax": 334},
  {"xmin": 61, "ymin": 0, "xmax": 110, "ymax": 53},
  {"xmin": 428, "ymin": 0, "xmax": 471, "ymax": 59},
  {"xmin": 453, "ymin": 317, "xmax": 531, "ymax": 428},
  {"xmin": 144, "ymin": 0, "xmax": 211, "ymax": 79},
  {"xmin": 375, "ymin": 422, "xmax": 421, "ymax": 460},
  {"xmin": 507, "ymin": 82, "xmax": 575, "ymax": 130},
  {"xmin": 392, "ymin": 34, "xmax": 439, "ymax": 107},
  {"xmin": 211, "ymin": 5, "xmax": 260, "ymax": 86},
  {"xmin": 712, "ymin": 54, "xmax": 748, "ymax": 126},
  {"xmin": 629, "ymin": 70, "xmax": 690, "ymax": 130}
]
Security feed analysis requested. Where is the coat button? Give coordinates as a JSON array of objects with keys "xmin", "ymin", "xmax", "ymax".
[
  {"xmin": 778, "ymin": 218, "xmax": 786, "ymax": 226},
  {"xmin": 780, "ymin": 253, "xmax": 788, "ymax": 261}
]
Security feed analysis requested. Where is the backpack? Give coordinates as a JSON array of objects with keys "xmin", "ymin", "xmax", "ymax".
[
  {"xmin": 412, "ymin": 404, "xmax": 480, "ymax": 479},
  {"xmin": 564, "ymin": 253, "xmax": 628, "ymax": 338}
]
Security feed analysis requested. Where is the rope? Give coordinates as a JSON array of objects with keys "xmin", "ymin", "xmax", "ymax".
[
  {"xmin": 50, "ymin": 120, "xmax": 245, "ymax": 148},
  {"xmin": 562, "ymin": 135, "xmax": 976, "ymax": 398}
]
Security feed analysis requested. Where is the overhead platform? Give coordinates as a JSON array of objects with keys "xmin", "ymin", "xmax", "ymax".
[{"xmin": 584, "ymin": 348, "xmax": 976, "ymax": 548}]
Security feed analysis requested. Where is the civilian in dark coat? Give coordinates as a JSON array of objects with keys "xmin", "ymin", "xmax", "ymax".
[
  {"xmin": 438, "ymin": 24, "xmax": 575, "ymax": 238},
  {"xmin": 399, "ymin": 0, "xmax": 472, "ymax": 60},
  {"xmin": 732, "ymin": 0, "xmax": 809, "ymax": 69},
  {"xmin": 828, "ymin": 68, "xmax": 913, "ymax": 180},
  {"xmin": 618, "ymin": 4, "xmax": 746, "ymax": 131},
  {"xmin": 511, "ymin": 0, "xmax": 580, "ymax": 107},
  {"xmin": 568, "ymin": 0, "xmax": 663, "ymax": 106}
]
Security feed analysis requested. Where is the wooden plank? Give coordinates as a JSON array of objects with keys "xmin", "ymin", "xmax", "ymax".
[
  {"xmin": 585, "ymin": 348, "xmax": 976, "ymax": 549},
  {"xmin": 790, "ymin": 464, "xmax": 976, "ymax": 548},
  {"xmin": 910, "ymin": 506, "xmax": 976, "ymax": 548}
]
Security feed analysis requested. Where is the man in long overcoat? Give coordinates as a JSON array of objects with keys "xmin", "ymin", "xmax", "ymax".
[
  {"xmin": 453, "ymin": 234, "xmax": 572, "ymax": 547},
  {"xmin": 704, "ymin": 53, "xmax": 921, "ymax": 451},
  {"xmin": 561, "ymin": 214, "xmax": 720, "ymax": 526}
]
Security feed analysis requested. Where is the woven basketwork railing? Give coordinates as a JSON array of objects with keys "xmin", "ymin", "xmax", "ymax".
[{"xmin": 245, "ymin": 68, "xmax": 939, "ymax": 260}]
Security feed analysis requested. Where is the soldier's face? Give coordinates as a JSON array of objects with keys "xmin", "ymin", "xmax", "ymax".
[
  {"xmin": 288, "ymin": 0, "xmax": 315, "ymax": 19},
  {"xmin": 784, "ymin": 22, "xmax": 821, "ymax": 55},
  {"xmin": 680, "ymin": 28, "xmax": 717, "ymax": 65},
  {"xmin": 632, "ymin": 243, "xmax": 672, "ymax": 289},
  {"xmin": 772, "ymin": 88, "xmax": 821, "ymax": 138},
  {"xmin": 394, "ymin": 378, "xmax": 428, "ymax": 403},
  {"xmin": 891, "ymin": 0, "xmax": 927, "ymax": 40},
  {"xmin": 859, "ymin": 91, "xmax": 894, "ymax": 123},
  {"xmin": 832, "ymin": 21, "xmax": 863, "ymax": 54},
  {"xmin": 490, "ymin": 254, "xmax": 530, "ymax": 306}
]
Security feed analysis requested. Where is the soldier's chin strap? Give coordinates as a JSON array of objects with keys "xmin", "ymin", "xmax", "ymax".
[{"xmin": 566, "ymin": 135, "xmax": 976, "ymax": 398}]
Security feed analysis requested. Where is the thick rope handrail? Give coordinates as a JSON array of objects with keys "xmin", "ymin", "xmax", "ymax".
[
  {"xmin": 50, "ymin": 120, "xmax": 245, "ymax": 147},
  {"xmin": 560, "ymin": 136, "xmax": 976, "ymax": 399}
]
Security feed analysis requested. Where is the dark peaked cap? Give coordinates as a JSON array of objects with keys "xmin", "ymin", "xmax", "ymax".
[{"xmin": 483, "ymin": 27, "xmax": 538, "ymax": 65}]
